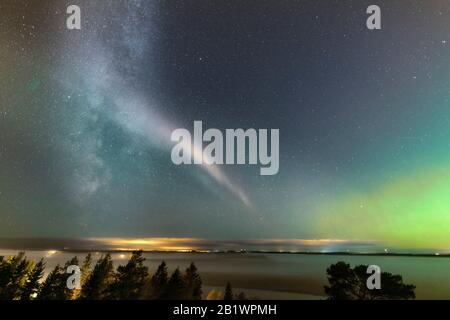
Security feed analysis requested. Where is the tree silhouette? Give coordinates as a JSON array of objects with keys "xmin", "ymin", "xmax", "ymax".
[
  {"xmin": 79, "ymin": 254, "xmax": 114, "ymax": 300},
  {"xmin": 324, "ymin": 261, "xmax": 416, "ymax": 300},
  {"xmin": 0, "ymin": 252, "xmax": 259, "ymax": 300},
  {"xmin": 0, "ymin": 252, "xmax": 35, "ymax": 300},
  {"xmin": 38, "ymin": 256, "xmax": 79, "ymax": 300},
  {"xmin": 80, "ymin": 253, "xmax": 92, "ymax": 287},
  {"xmin": 38, "ymin": 265, "xmax": 64, "ymax": 300},
  {"xmin": 0, "ymin": 252, "xmax": 210, "ymax": 300},
  {"xmin": 143, "ymin": 261, "xmax": 168, "ymax": 299},
  {"xmin": 184, "ymin": 262, "xmax": 202, "ymax": 300},
  {"xmin": 20, "ymin": 258, "xmax": 45, "ymax": 300},
  {"xmin": 106, "ymin": 251, "xmax": 148, "ymax": 299},
  {"xmin": 224, "ymin": 281, "xmax": 233, "ymax": 300},
  {"xmin": 71, "ymin": 253, "xmax": 93, "ymax": 299},
  {"xmin": 162, "ymin": 268, "xmax": 185, "ymax": 299},
  {"xmin": 63, "ymin": 256, "xmax": 80, "ymax": 300}
]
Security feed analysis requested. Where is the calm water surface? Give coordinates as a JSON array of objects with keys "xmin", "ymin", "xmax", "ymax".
[{"xmin": 1, "ymin": 250, "xmax": 449, "ymax": 299}]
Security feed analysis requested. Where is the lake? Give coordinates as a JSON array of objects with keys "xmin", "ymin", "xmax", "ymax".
[{"xmin": 1, "ymin": 250, "xmax": 449, "ymax": 299}]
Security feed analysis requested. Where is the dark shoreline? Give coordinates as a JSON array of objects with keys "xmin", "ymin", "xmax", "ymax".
[{"xmin": 0, "ymin": 248, "xmax": 448, "ymax": 258}]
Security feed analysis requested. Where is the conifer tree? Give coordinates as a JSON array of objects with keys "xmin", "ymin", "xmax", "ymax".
[
  {"xmin": 20, "ymin": 258, "xmax": 45, "ymax": 300},
  {"xmin": 79, "ymin": 254, "xmax": 114, "ymax": 300},
  {"xmin": 38, "ymin": 265, "xmax": 64, "ymax": 300},
  {"xmin": 184, "ymin": 262, "xmax": 202, "ymax": 300},
  {"xmin": 63, "ymin": 256, "xmax": 79, "ymax": 300},
  {"xmin": 224, "ymin": 281, "xmax": 233, "ymax": 300},
  {"xmin": 71, "ymin": 253, "xmax": 93, "ymax": 299},
  {"xmin": 80, "ymin": 253, "xmax": 92, "ymax": 287},
  {"xmin": 38, "ymin": 256, "xmax": 79, "ymax": 300},
  {"xmin": 162, "ymin": 268, "xmax": 185, "ymax": 299},
  {"xmin": 0, "ymin": 252, "xmax": 34, "ymax": 300},
  {"xmin": 144, "ymin": 261, "xmax": 168, "ymax": 299},
  {"xmin": 106, "ymin": 251, "xmax": 148, "ymax": 299}
]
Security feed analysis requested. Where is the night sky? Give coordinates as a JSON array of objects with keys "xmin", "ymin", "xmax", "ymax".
[{"xmin": 0, "ymin": 1, "xmax": 449, "ymax": 251}]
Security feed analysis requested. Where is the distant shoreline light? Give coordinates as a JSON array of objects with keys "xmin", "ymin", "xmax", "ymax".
[{"xmin": 1, "ymin": 237, "xmax": 448, "ymax": 256}]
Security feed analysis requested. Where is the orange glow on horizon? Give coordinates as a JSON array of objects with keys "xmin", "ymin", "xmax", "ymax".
[{"xmin": 85, "ymin": 237, "xmax": 364, "ymax": 252}]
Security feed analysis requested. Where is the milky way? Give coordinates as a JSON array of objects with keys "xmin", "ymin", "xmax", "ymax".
[{"xmin": 56, "ymin": 2, "xmax": 252, "ymax": 208}]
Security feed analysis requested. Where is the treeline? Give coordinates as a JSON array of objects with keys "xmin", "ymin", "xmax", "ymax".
[
  {"xmin": 2, "ymin": 252, "xmax": 415, "ymax": 300},
  {"xmin": 0, "ymin": 251, "xmax": 233, "ymax": 300},
  {"xmin": 324, "ymin": 261, "xmax": 416, "ymax": 300}
]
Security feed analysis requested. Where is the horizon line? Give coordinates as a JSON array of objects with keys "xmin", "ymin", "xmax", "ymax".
[{"xmin": 0, "ymin": 237, "xmax": 448, "ymax": 255}]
